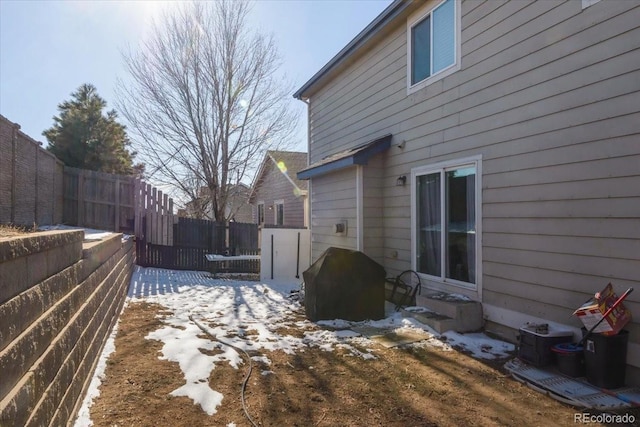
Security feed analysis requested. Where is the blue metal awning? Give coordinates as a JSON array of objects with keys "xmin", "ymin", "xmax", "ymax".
[{"xmin": 297, "ymin": 134, "xmax": 392, "ymax": 180}]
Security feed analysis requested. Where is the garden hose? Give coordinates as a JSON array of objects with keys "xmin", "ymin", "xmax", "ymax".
[{"xmin": 188, "ymin": 314, "xmax": 259, "ymax": 427}]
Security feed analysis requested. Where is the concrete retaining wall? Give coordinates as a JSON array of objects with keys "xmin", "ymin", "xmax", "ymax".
[{"xmin": 0, "ymin": 229, "xmax": 134, "ymax": 427}]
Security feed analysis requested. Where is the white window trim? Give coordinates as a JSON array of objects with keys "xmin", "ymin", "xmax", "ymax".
[
  {"xmin": 410, "ymin": 155, "xmax": 482, "ymax": 297},
  {"xmin": 582, "ymin": 0, "xmax": 601, "ymax": 9},
  {"xmin": 274, "ymin": 199, "xmax": 285, "ymax": 225},
  {"xmin": 406, "ymin": 0, "xmax": 461, "ymax": 95}
]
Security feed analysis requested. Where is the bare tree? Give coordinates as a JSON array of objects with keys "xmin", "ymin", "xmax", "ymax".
[{"xmin": 117, "ymin": 0, "xmax": 298, "ymax": 220}]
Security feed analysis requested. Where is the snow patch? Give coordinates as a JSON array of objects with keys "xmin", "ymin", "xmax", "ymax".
[
  {"xmin": 73, "ymin": 305, "xmax": 125, "ymax": 427},
  {"xmin": 443, "ymin": 331, "xmax": 515, "ymax": 360},
  {"xmin": 39, "ymin": 224, "xmax": 130, "ymax": 241},
  {"xmin": 78, "ymin": 266, "xmax": 518, "ymax": 423}
]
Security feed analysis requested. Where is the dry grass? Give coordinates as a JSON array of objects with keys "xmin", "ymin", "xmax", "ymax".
[
  {"xmin": 87, "ymin": 301, "xmax": 605, "ymax": 427},
  {"xmin": 0, "ymin": 223, "xmax": 38, "ymax": 239}
]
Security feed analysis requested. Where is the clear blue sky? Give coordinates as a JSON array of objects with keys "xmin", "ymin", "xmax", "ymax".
[{"xmin": 0, "ymin": 0, "xmax": 392, "ymax": 153}]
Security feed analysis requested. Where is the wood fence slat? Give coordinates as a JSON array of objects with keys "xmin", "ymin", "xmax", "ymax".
[
  {"xmin": 151, "ymin": 187, "xmax": 157, "ymax": 243},
  {"xmin": 146, "ymin": 211, "xmax": 151, "ymax": 244},
  {"xmin": 162, "ymin": 194, "xmax": 169, "ymax": 244},
  {"xmin": 146, "ymin": 184, "xmax": 152, "ymax": 211},
  {"xmin": 77, "ymin": 172, "xmax": 84, "ymax": 226},
  {"xmin": 157, "ymin": 191, "xmax": 165, "ymax": 244},
  {"xmin": 134, "ymin": 179, "xmax": 140, "ymax": 238}
]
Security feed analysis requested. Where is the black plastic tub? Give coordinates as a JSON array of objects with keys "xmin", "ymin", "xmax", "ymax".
[
  {"xmin": 551, "ymin": 343, "xmax": 585, "ymax": 378},
  {"xmin": 518, "ymin": 324, "xmax": 573, "ymax": 367},
  {"xmin": 583, "ymin": 329, "xmax": 629, "ymax": 389}
]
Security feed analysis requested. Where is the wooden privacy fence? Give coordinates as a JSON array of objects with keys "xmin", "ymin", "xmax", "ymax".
[
  {"xmin": 64, "ymin": 167, "xmax": 136, "ymax": 233},
  {"xmin": 61, "ymin": 166, "xmax": 258, "ymax": 273},
  {"xmin": 133, "ymin": 180, "xmax": 174, "ymax": 245},
  {"xmin": 136, "ymin": 218, "xmax": 259, "ymax": 273},
  {"xmin": 63, "ymin": 167, "xmax": 175, "ymax": 242}
]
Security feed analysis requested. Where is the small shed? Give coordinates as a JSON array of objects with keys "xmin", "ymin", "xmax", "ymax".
[{"xmin": 303, "ymin": 247, "xmax": 386, "ymax": 321}]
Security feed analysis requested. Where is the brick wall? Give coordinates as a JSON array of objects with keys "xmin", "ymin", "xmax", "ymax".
[
  {"xmin": 0, "ymin": 115, "xmax": 64, "ymax": 226},
  {"xmin": 0, "ymin": 230, "xmax": 134, "ymax": 426}
]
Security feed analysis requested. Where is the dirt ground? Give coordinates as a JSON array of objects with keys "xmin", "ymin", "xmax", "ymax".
[{"xmin": 87, "ymin": 301, "xmax": 637, "ymax": 427}]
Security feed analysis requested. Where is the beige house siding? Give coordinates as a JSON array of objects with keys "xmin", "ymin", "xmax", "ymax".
[
  {"xmin": 252, "ymin": 160, "xmax": 306, "ymax": 227},
  {"xmin": 362, "ymin": 155, "xmax": 385, "ymax": 265},
  {"xmin": 231, "ymin": 202, "xmax": 253, "ymax": 224},
  {"xmin": 310, "ymin": 167, "xmax": 358, "ymax": 261},
  {"xmin": 251, "ymin": 152, "xmax": 308, "ymax": 228},
  {"xmin": 301, "ymin": 0, "xmax": 640, "ymax": 377}
]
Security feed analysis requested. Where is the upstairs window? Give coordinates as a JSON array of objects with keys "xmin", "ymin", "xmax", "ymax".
[
  {"xmin": 408, "ymin": 0, "xmax": 458, "ymax": 89},
  {"xmin": 257, "ymin": 202, "xmax": 265, "ymax": 225},
  {"xmin": 274, "ymin": 200, "xmax": 284, "ymax": 226}
]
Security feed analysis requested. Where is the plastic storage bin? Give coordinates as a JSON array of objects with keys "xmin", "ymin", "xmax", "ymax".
[
  {"xmin": 583, "ymin": 329, "xmax": 629, "ymax": 389},
  {"xmin": 518, "ymin": 323, "xmax": 574, "ymax": 367},
  {"xmin": 552, "ymin": 343, "xmax": 585, "ymax": 377}
]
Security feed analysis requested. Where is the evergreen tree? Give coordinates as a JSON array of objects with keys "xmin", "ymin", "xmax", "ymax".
[{"xmin": 44, "ymin": 84, "xmax": 143, "ymax": 175}]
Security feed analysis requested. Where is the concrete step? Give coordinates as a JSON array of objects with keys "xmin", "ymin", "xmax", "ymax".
[
  {"xmin": 401, "ymin": 307, "xmax": 457, "ymax": 334},
  {"xmin": 414, "ymin": 292, "xmax": 483, "ymax": 333}
]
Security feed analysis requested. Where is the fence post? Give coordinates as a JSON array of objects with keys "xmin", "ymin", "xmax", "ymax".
[
  {"xmin": 225, "ymin": 221, "xmax": 230, "ymax": 253},
  {"xmin": 77, "ymin": 171, "xmax": 85, "ymax": 227},
  {"xmin": 114, "ymin": 177, "xmax": 120, "ymax": 232},
  {"xmin": 133, "ymin": 179, "xmax": 140, "ymax": 238}
]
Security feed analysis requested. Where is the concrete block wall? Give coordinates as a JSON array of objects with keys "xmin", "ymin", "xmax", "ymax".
[
  {"xmin": 0, "ymin": 115, "xmax": 64, "ymax": 227},
  {"xmin": 0, "ymin": 229, "xmax": 134, "ymax": 426}
]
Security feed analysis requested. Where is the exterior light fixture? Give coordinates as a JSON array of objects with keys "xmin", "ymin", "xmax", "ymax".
[{"xmin": 396, "ymin": 175, "xmax": 407, "ymax": 186}]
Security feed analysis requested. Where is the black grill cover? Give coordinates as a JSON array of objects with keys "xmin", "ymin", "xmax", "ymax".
[{"xmin": 303, "ymin": 247, "xmax": 386, "ymax": 321}]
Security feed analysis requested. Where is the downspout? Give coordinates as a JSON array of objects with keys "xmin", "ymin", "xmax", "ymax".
[
  {"xmin": 303, "ymin": 98, "xmax": 312, "ymax": 264},
  {"xmin": 356, "ymin": 165, "xmax": 363, "ymax": 252}
]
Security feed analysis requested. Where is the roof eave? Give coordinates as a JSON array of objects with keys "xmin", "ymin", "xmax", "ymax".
[
  {"xmin": 297, "ymin": 134, "xmax": 392, "ymax": 180},
  {"xmin": 248, "ymin": 153, "xmax": 271, "ymax": 202},
  {"xmin": 293, "ymin": 0, "xmax": 409, "ymax": 100},
  {"xmin": 298, "ymin": 156, "xmax": 356, "ymax": 180}
]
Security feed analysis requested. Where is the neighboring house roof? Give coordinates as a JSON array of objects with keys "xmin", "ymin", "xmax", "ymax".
[
  {"xmin": 249, "ymin": 151, "xmax": 308, "ymax": 202},
  {"xmin": 297, "ymin": 134, "xmax": 392, "ymax": 180},
  {"xmin": 294, "ymin": 0, "xmax": 413, "ymax": 100},
  {"xmin": 228, "ymin": 182, "xmax": 251, "ymax": 203},
  {"xmin": 195, "ymin": 182, "xmax": 250, "ymax": 199},
  {"xmin": 184, "ymin": 183, "xmax": 251, "ymax": 219}
]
